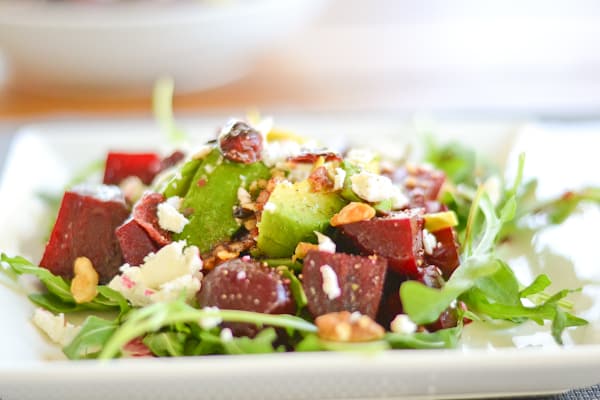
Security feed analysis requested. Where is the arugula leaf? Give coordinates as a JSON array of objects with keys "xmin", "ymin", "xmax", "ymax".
[
  {"xmin": 385, "ymin": 326, "xmax": 462, "ymax": 350},
  {"xmin": 519, "ymin": 274, "xmax": 551, "ymax": 298},
  {"xmin": 296, "ymin": 334, "xmax": 390, "ymax": 353},
  {"xmin": 143, "ymin": 332, "xmax": 187, "ymax": 357},
  {"xmin": 99, "ymin": 300, "xmax": 316, "ymax": 359},
  {"xmin": 276, "ymin": 266, "xmax": 308, "ymax": 310},
  {"xmin": 400, "ymin": 256, "xmax": 501, "ymax": 325},
  {"xmin": 63, "ymin": 316, "xmax": 118, "ymax": 360},
  {"xmin": 222, "ymin": 328, "xmax": 283, "ymax": 355},
  {"xmin": 1, "ymin": 254, "xmax": 130, "ymax": 315},
  {"xmin": 153, "ymin": 77, "xmax": 187, "ymax": 145},
  {"xmin": 2, "ymin": 254, "xmax": 74, "ymax": 302}
]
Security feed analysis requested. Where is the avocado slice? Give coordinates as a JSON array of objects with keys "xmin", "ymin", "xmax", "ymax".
[
  {"xmin": 175, "ymin": 148, "xmax": 271, "ymax": 253},
  {"xmin": 257, "ymin": 180, "xmax": 347, "ymax": 258}
]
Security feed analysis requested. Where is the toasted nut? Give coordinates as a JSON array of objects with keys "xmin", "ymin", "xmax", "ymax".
[
  {"xmin": 294, "ymin": 242, "xmax": 320, "ymax": 260},
  {"xmin": 217, "ymin": 250, "xmax": 239, "ymax": 261},
  {"xmin": 70, "ymin": 257, "xmax": 99, "ymax": 304},
  {"xmin": 315, "ymin": 311, "xmax": 385, "ymax": 342},
  {"xmin": 330, "ymin": 202, "xmax": 376, "ymax": 227}
]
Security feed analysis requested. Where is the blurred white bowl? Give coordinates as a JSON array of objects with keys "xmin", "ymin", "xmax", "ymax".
[{"xmin": 0, "ymin": 0, "xmax": 326, "ymax": 97}]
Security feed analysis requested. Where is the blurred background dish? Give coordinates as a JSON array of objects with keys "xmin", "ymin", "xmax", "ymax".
[{"xmin": 0, "ymin": 0, "xmax": 327, "ymax": 97}]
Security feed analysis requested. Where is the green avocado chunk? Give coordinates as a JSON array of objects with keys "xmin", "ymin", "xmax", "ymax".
[
  {"xmin": 174, "ymin": 148, "xmax": 271, "ymax": 253},
  {"xmin": 257, "ymin": 180, "xmax": 347, "ymax": 258}
]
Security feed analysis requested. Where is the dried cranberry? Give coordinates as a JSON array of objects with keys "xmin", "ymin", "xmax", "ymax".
[
  {"xmin": 288, "ymin": 151, "xmax": 342, "ymax": 164},
  {"xmin": 219, "ymin": 121, "xmax": 263, "ymax": 164},
  {"xmin": 160, "ymin": 150, "xmax": 185, "ymax": 170}
]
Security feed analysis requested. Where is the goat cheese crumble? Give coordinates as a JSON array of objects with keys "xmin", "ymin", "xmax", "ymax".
[
  {"xmin": 32, "ymin": 308, "xmax": 80, "ymax": 347},
  {"xmin": 108, "ymin": 241, "xmax": 202, "ymax": 306},
  {"xmin": 157, "ymin": 197, "xmax": 189, "ymax": 233},
  {"xmin": 320, "ymin": 264, "xmax": 341, "ymax": 300},
  {"xmin": 390, "ymin": 314, "xmax": 418, "ymax": 335}
]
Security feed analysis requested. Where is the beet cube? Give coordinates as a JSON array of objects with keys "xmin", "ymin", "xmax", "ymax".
[
  {"xmin": 115, "ymin": 220, "xmax": 160, "ymax": 266},
  {"xmin": 198, "ymin": 258, "xmax": 295, "ymax": 336},
  {"xmin": 302, "ymin": 251, "xmax": 387, "ymax": 319},
  {"xmin": 338, "ymin": 210, "xmax": 424, "ymax": 278},
  {"xmin": 132, "ymin": 192, "xmax": 171, "ymax": 246},
  {"xmin": 424, "ymin": 227, "xmax": 460, "ymax": 279},
  {"xmin": 392, "ymin": 165, "xmax": 446, "ymax": 202},
  {"xmin": 103, "ymin": 152, "xmax": 162, "ymax": 185},
  {"xmin": 39, "ymin": 186, "xmax": 130, "ymax": 283}
]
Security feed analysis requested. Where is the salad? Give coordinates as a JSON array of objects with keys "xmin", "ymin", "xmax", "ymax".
[{"xmin": 1, "ymin": 98, "xmax": 598, "ymax": 360}]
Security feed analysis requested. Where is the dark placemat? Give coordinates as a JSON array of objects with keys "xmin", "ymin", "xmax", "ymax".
[{"xmin": 496, "ymin": 384, "xmax": 600, "ymax": 400}]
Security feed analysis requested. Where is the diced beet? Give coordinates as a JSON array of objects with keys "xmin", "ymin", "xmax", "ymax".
[
  {"xmin": 39, "ymin": 186, "xmax": 129, "ymax": 283},
  {"xmin": 424, "ymin": 227, "xmax": 460, "ymax": 279},
  {"xmin": 391, "ymin": 165, "xmax": 446, "ymax": 202},
  {"xmin": 375, "ymin": 270, "xmax": 405, "ymax": 328},
  {"xmin": 103, "ymin": 152, "xmax": 162, "ymax": 185},
  {"xmin": 337, "ymin": 210, "xmax": 424, "ymax": 278},
  {"xmin": 197, "ymin": 258, "xmax": 295, "ymax": 336},
  {"xmin": 302, "ymin": 251, "xmax": 387, "ymax": 319},
  {"xmin": 115, "ymin": 220, "xmax": 160, "ymax": 266},
  {"xmin": 132, "ymin": 192, "xmax": 171, "ymax": 246}
]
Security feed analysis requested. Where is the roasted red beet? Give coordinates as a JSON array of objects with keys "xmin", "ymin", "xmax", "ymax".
[
  {"xmin": 103, "ymin": 152, "xmax": 162, "ymax": 185},
  {"xmin": 302, "ymin": 251, "xmax": 387, "ymax": 319},
  {"xmin": 375, "ymin": 270, "xmax": 405, "ymax": 329},
  {"xmin": 197, "ymin": 258, "xmax": 295, "ymax": 336},
  {"xmin": 337, "ymin": 210, "xmax": 424, "ymax": 278},
  {"xmin": 115, "ymin": 220, "xmax": 160, "ymax": 266},
  {"xmin": 219, "ymin": 121, "xmax": 263, "ymax": 164},
  {"xmin": 133, "ymin": 192, "xmax": 171, "ymax": 246},
  {"xmin": 424, "ymin": 227, "xmax": 460, "ymax": 279},
  {"xmin": 39, "ymin": 186, "xmax": 129, "ymax": 283},
  {"xmin": 391, "ymin": 165, "xmax": 446, "ymax": 203}
]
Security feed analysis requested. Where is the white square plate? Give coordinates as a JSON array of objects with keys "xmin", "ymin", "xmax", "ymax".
[{"xmin": 0, "ymin": 115, "xmax": 599, "ymax": 400}]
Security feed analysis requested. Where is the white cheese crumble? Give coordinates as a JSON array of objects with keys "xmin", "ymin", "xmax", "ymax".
[
  {"xmin": 320, "ymin": 264, "xmax": 341, "ymax": 300},
  {"xmin": 390, "ymin": 314, "xmax": 418, "ymax": 335},
  {"xmin": 220, "ymin": 327, "xmax": 234, "ymax": 342},
  {"xmin": 32, "ymin": 308, "xmax": 80, "ymax": 347},
  {"xmin": 346, "ymin": 148, "xmax": 377, "ymax": 166},
  {"xmin": 314, "ymin": 231, "xmax": 336, "ymax": 253},
  {"xmin": 349, "ymin": 311, "xmax": 362, "ymax": 323},
  {"xmin": 192, "ymin": 145, "xmax": 213, "ymax": 160},
  {"xmin": 200, "ymin": 306, "xmax": 223, "ymax": 330},
  {"xmin": 390, "ymin": 185, "xmax": 409, "ymax": 210},
  {"xmin": 263, "ymin": 201, "xmax": 276, "ymax": 212},
  {"xmin": 108, "ymin": 241, "xmax": 202, "ymax": 307},
  {"xmin": 261, "ymin": 140, "xmax": 302, "ymax": 167},
  {"xmin": 237, "ymin": 187, "xmax": 252, "ymax": 206},
  {"xmin": 350, "ymin": 171, "xmax": 396, "ymax": 203},
  {"xmin": 422, "ymin": 229, "xmax": 438, "ymax": 255},
  {"xmin": 157, "ymin": 200, "xmax": 189, "ymax": 234},
  {"xmin": 119, "ymin": 176, "xmax": 146, "ymax": 203},
  {"xmin": 333, "ymin": 167, "xmax": 346, "ymax": 191}
]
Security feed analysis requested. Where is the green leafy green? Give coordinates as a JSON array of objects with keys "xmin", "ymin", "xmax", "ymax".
[
  {"xmin": 222, "ymin": 328, "xmax": 283, "ymax": 355},
  {"xmin": 99, "ymin": 300, "xmax": 316, "ymax": 359},
  {"xmin": 385, "ymin": 326, "xmax": 462, "ymax": 350},
  {"xmin": 153, "ymin": 77, "xmax": 187, "ymax": 144},
  {"xmin": 143, "ymin": 332, "xmax": 187, "ymax": 357},
  {"xmin": 1, "ymin": 254, "xmax": 130, "ymax": 315},
  {"xmin": 276, "ymin": 266, "xmax": 308, "ymax": 310},
  {"xmin": 63, "ymin": 316, "xmax": 118, "ymax": 360},
  {"xmin": 296, "ymin": 334, "xmax": 390, "ymax": 353}
]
